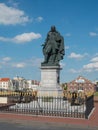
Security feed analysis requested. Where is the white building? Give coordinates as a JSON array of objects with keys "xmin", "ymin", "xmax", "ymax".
[
  {"xmin": 0, "ymin": 78, "xmax": 13, "ymax": 90},
  {"xmin": 12, "ymin": 76, "xmax": 29, "ymax": 91},
  {"xmin": 27, "ymin": 80, "xmax": 40, "ymax": 91}
]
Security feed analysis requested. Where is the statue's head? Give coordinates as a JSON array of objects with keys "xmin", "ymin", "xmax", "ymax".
[{"xmin": 51, "ymin": 26, "xmax": 56, "ymax": 32}]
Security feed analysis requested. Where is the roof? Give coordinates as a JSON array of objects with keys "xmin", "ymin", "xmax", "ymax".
[
  {"xmin": 0, "ymin": 78, "xmax": 10, "ymax": 82},
  {"xmin": 68, "ymin": 76, "xmax": 93, "ymax": 84}
]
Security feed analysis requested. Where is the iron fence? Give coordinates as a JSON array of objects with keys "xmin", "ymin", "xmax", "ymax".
[
  {"xmin": 85, "ymin": 95, "xmax": 94, "ymax": 119},
  {"xmin": 0, "ymin": 93, "xmax": 94, "ymax": 119}
]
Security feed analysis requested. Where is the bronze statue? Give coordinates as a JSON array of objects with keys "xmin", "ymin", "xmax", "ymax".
[{"xmin": 41, "ymin": 26, "xmax": 65, "ymax": 66}]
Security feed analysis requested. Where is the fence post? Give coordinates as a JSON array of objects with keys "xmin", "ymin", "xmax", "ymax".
[{"xmin": 85, "ymin": 95, "xmax": 94, "ymax": 119}]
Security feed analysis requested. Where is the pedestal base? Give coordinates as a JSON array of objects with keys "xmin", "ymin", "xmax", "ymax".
[
  {"xmin": 38, "ymin": 65, "xmax": 63, "ymax": 97},
  {"xmin": 38, "ymin": 88, "xmax": 63, "ymax": 97}
]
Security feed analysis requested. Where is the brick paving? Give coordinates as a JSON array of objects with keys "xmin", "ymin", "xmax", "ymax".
[{"xmin": 0, "ymin": 102, "xmax": 98, "ymax": 128}]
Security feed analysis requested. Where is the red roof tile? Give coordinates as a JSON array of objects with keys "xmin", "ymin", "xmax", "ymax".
[{"xmin": 0, "ymin": 78, "xmax": 10, "ymax": 82}]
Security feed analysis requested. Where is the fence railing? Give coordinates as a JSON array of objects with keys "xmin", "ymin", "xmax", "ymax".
[
  {"xmin": 85, "ymin": 95, "xmax": 94, "ymax": 119},
  {"xmin": 0, "ymin": 92, "xmax": 94, "ymax": 119}
]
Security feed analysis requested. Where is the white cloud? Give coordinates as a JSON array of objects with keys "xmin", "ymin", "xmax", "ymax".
[
  {"xmin": 12, "ymin": 62, "xmax": 26, "ymax": 68},
  {"xmin": 0, "ymin": 57, "xmax": 12, "ymax": 65},
  {"xmin": 0, "ymin": 3, "xmax": 30, "ymax": 25},
  {"xmin": 60, "ymin": 62, "xmax": 66, "ymax": 68},
  {"xmin": 83, "ymin": 62, "xmax": 98, "ymax": 71},
  {"xmin": 0, "ymin": 37, "xmax": 10, "ymax": 42},
  {"xmin": 90, "ymin": 57, "xmax": 98, "ymax": 62},
  {"xmin": 69, "ymin": 69, "xmax": 77, "ymax": 73},
  {"xmin": 13, "ymin": 32, "xmax": 41, "ymax": 43},
  {"xmin": 0, "ymin": 56, "xmax": 43, "ymax": 69},
  {"xmin": 65, "ymin": 33, "xmax": 71, "ymax": 37},
  {"xmin": 30, "ymin": 57, "xmax": 43, "ymax": 67},
  {"xmin": 68, "ymin": 56, "xmax": 98, "ymax": 73},
  {"xmin": 69, "ymin": 68, "xmax": 82, "ymax": 73},
  {"xmin": 89, "ymin": 32, "xmax": 98, "ymax": 37},
  {"xmin": 35, "ymin": 17, "xmax": 43, "ymax": 22},
  {"xmin": 95, "ymin": 53, "xmax": 98, "ymax": 56},
  {"xmin": 65, "ymin": 46, "xmax": 69, "ymax": 50},
  {"xmin": 68, "ymin": 52, "xmax": 84, "ymax": 59},
  {"xmin": 81, "ymin": 56, "xmax": 98, "ymax": 72},
  {"xmin": 0, "ymin": 32, "xmax": 41, "ymax": 43},
  {"xmin": 2, "ymin": 57, "xmax": 11, "ymax": 61}
]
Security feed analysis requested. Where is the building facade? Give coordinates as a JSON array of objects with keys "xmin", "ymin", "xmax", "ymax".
[
  {"xmin": 67, "ymin": 76, "xmax": 95, "ymax": 93},
  {"xmin": 12, "ymin": 76, "xmax": 29, "ymax": 91},
  {"xmin": 27, "ymin": 80, "xmax": 40, "ymax": 91},
  {"xmin": 0, "ymin": 78, "xmax": 13, "ymax": 90}
]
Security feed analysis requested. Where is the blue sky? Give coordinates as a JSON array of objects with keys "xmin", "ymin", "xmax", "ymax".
[{"xmin": 0, "ymin": 0, "xmax": 98, "ymax": 82}]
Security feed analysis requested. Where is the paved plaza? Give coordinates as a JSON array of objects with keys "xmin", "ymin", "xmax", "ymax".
[
  {"xmin": 0, "ymin": 119, "xmax": 97, "ymax": 130},
  {"xmin": 0, "ymin": 102, "xmax": 98, "ymax": 130}
]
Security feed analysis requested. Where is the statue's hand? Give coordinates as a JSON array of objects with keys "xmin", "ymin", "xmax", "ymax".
[{"xmin": 41, "ymin": 44, "xmax": 44, "ymax": 46}]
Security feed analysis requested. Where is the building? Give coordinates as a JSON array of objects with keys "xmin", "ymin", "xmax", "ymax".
[
  {"xmin": 12, "ymin": 76, "xmax": 29, "ymax": 91},
  {"xmin": 0, "ymin": 76, "xmax": 40, "ymax": 91},
  {"xmin": 0, "ymin": 78, "xmax": 13, "ymax": 91},
  {"xmin": 27, "ymin": 80, "xmax": 40, "ymax": 91},
  {"xmin": 93, "ymin": 79, "xmax": 98, "ymax": 91},
  {"xmin": 67, "ymin": 76, "xmax": 95, "ymax": 93}
]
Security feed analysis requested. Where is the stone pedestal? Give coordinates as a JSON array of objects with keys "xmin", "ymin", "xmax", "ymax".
[{"xmin": 38, "ymin": 66, "xmax": 63, "ymax": 97}]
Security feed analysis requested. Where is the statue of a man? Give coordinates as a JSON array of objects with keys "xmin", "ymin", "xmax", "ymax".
[{"xmin": 41, "ymin": 26, "xmax": 65, "ymax": 66}]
